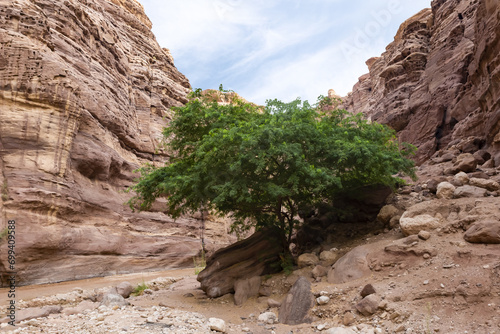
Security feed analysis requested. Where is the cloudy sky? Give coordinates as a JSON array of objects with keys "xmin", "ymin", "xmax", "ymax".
[{"xmin": 140, "ymin": 0, "xmax": 431, "ymax": 105}]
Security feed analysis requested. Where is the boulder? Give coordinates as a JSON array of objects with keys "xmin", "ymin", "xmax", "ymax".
[
  {"xmin": 436, "ymin": 182, "xmax": 456, "ymax": 199},
  {"xmin": 101, "ymin": 293, "xmax": 128, "ymax": 308},
  {"xmin": 454, "ymin": 185, "xmax": 487, "ymax": 198},
  {"xmin": 469, "ymin": 178, "xmax": 500, "ymax": 191},
  {"xmin": 116, "ymin": 282, "xmax": 134, "ymax": 298},
  {"xmin": 312, "ymin": 265, "xmax": 328, "ymax": 279},
  {"xmin": 377, "ymin": 205, "xmax": 400, "ymax": 224},
  {"xmin": 355, "ymin": 294, "xmax": 381, "ymax": 316},
  {"xmin": 418, "ymin": 230, "xmax": 432, "ymax": 240},
  {"xmin": 464, "ymin": 220, "xmax": 500, "ymax": 244},
  {"xmin": 234, "ymin": 276, "xmax": 262, "ymax": 306},
  {"xmin": 455, "ymin": 153, "xmax": 478, "ymax": 173},
  {"xmin": 16, "ymin": 305, "xmax": 62, "ymax": 323},
  {"xmin": 297, "ymin": 253, "xmax": 319, "ymax": 268},
  {"xmin": 360, "ymin": 284, "xmax": 376, "ymax": 298},
  {"xmin": 454, "ymin": 172, "xmax": 469, "ymax": 186},
  {"xmin": 197, "ymin": 229, "xmax": 283, "ymax": 298},
  {"xmin": 319, "ymin": 250, "xmax": 338, "ymax": 265},
  {"xmin": 399, "ymin": 213, "xmax": 442, "ymax": 236},
  {"xmin": 327, "ymin": 244, "xmax": 374, "ymax": 284},
  {"xmin": 278, "ymin": 276, "xmax": 314, "ymax": 325},
  {"xmin": 426, "ymin": 177, "xmax": 448, "ymax": 193}
]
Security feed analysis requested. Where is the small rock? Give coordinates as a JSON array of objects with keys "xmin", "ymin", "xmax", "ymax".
[
  {"xmin": 316, "ymin": 296, "xmax": 330, "ymax": 305},
  {"xmin": 360, "ymin": 284, "xmax": 376, "ymax": 298},
  {"xmin": 423, "ymin": 280, "xmax": 429, "ymax": 285},
  {"xmin": 143, "ymin": 289, "xmax": 153, "ymax": 295},
  {"xmin": 343, "ymin": 311, "xmax": 355, "ymax": 326},
  {"xmin": 208, "ymin": 317, "xmax": 227, "ymax": 333},
  {"xmin": 395, "ymin": 324, "xmax": 406, "ymax": 332},
  {"xmin": 258, "ymin": 312, "xmax": 277, "ymax": 324},
  {"xmin": 297, "ymin": 253, "xmax": 319, "ymax": 268},
  {"xmin": 267, "ymin": 298, "xmax": 281, "ymax": 308},
  {"xmin": 418, "ymin": 230, "xmax": 431, "ymax": 240},
  {"xmin": 326, "ymin": 327, "xmax": 356, "ymax": 334},
  {"xmin": 312, "ymin": 265, "xmax": 328, "ymax": 279},
  {"xmin": 259, "ymin": 285, "xmax": 272, "ymax": 297},
  {"xmin": 317, "ymin": 323, "xmax": 327, "ymax": 330}
]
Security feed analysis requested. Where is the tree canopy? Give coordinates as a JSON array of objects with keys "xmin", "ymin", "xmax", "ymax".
[{"xmin": 128, "ymin": 88, "xmax": 416, "ymax": 243}]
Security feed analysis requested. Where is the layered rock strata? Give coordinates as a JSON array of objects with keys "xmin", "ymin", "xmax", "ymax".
[
  {"xmin": 0, "ymin": 0, "xmax": 205, "ymax": 286},
  {"xmin": 344, "ymin": 0, "xmax": 500, "ymax": 164}
]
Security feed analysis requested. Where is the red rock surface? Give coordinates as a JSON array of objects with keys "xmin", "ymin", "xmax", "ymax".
[
  {"xmin": 343, "ymin": 0, "xmax": 500, "ymax": 164},
  {"xmin": 0, "ymin": 0, "xmax": 226, "ymax": 286}
]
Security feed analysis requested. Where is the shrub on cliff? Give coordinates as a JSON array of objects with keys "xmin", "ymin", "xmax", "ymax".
[{"xmin": 128, "ymin": 87, "xmax": 416, "ymax": 244}]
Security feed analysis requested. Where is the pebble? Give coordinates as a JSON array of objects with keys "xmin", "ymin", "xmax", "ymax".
[{"xmin": 317, "ymin": 296, "xmax": 331, "ymax": 305}]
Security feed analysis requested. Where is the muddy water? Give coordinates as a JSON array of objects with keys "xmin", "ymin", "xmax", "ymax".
[{"xmin": 0, "ymin": 268, "xmax": 194, "ymax": 307}]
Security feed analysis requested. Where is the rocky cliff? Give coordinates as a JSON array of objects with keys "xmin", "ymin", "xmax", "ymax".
[
  {"xmin": 0, "ymin": 0, "xmax": 219, "ymax": 286},
  {"xmin": 344, "ymin": 0, "xmax": 500, "ymax": 164}
]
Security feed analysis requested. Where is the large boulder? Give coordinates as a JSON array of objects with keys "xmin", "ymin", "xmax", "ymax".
[
  {"xmin": 197, "ymin": 229, "xmax": 284, "ymax": 298},
  {"xmin": 278, "ymin": 276, "xmax": 314, "ymax": 325},
  {"xmin": 327, "ymin": 244, "xmax": 375, "ymax": 284},
  {"xmin": 464, "ymin": 220, "xmax": 500, "ymax": 244}
]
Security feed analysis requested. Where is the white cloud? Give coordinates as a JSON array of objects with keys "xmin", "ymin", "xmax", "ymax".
[{"xmin": 139, "ymin": 0, "xmax": 432, "ymax": 104}]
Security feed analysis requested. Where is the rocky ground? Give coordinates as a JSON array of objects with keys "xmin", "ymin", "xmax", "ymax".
[{"xmin": 1, "ymin": 139, "xmax": 500, "ymax": 334}]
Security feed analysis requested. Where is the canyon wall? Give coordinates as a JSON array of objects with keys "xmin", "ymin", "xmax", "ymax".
[
  {"xmin": 0, "ymin": 0, "xmax": 215, "ymax": 286},
  {"xmin": 344, "ymin": 0, "xmax": 500, "ymax": 164}
]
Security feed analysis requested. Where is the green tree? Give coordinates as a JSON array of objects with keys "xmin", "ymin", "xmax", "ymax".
[{"xmin": 128, "ymin": 88, "xmax": 415, "ymax": 245}]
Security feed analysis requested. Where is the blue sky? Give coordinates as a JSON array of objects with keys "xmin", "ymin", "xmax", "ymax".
[{"xmin": 139, "ymin": 0, "xmax": 431, "ymax": 105}]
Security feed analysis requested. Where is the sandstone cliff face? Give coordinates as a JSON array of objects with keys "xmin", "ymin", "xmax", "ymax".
[
  {"xmin": 0, "ymin": 0, "xmax": 213, "ymax": 286},
  {"xmin": 344, "ymin": 0, "xmax": 500, "ymax": 164}
]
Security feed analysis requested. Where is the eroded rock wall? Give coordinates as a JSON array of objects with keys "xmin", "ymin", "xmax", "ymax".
[
  {"xmin": 344, "ymin": 0, "xmax": 500, "ymax": 163},
  {"xmin": 0, "ymin": 0, "xmax": 206, "ymax": 286}
]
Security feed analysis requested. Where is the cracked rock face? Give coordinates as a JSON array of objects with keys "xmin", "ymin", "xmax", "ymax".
[
  {"xmin": 344, "ymin": 0, "xmax": 500, "ymax": 164},
  {"xmin": 0, "ymin": 0, "xmax": 200, "ymax": 286}
]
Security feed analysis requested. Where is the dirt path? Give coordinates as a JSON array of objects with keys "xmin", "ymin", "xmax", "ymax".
[{"xmin": 0, "ymin": 268, "xmax": 193, "ymax": 307}]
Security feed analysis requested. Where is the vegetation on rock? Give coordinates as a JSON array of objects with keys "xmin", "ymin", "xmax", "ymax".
[{"xmin": 128, "ymin": 87, "xmax": 416, "ymax": 244}]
